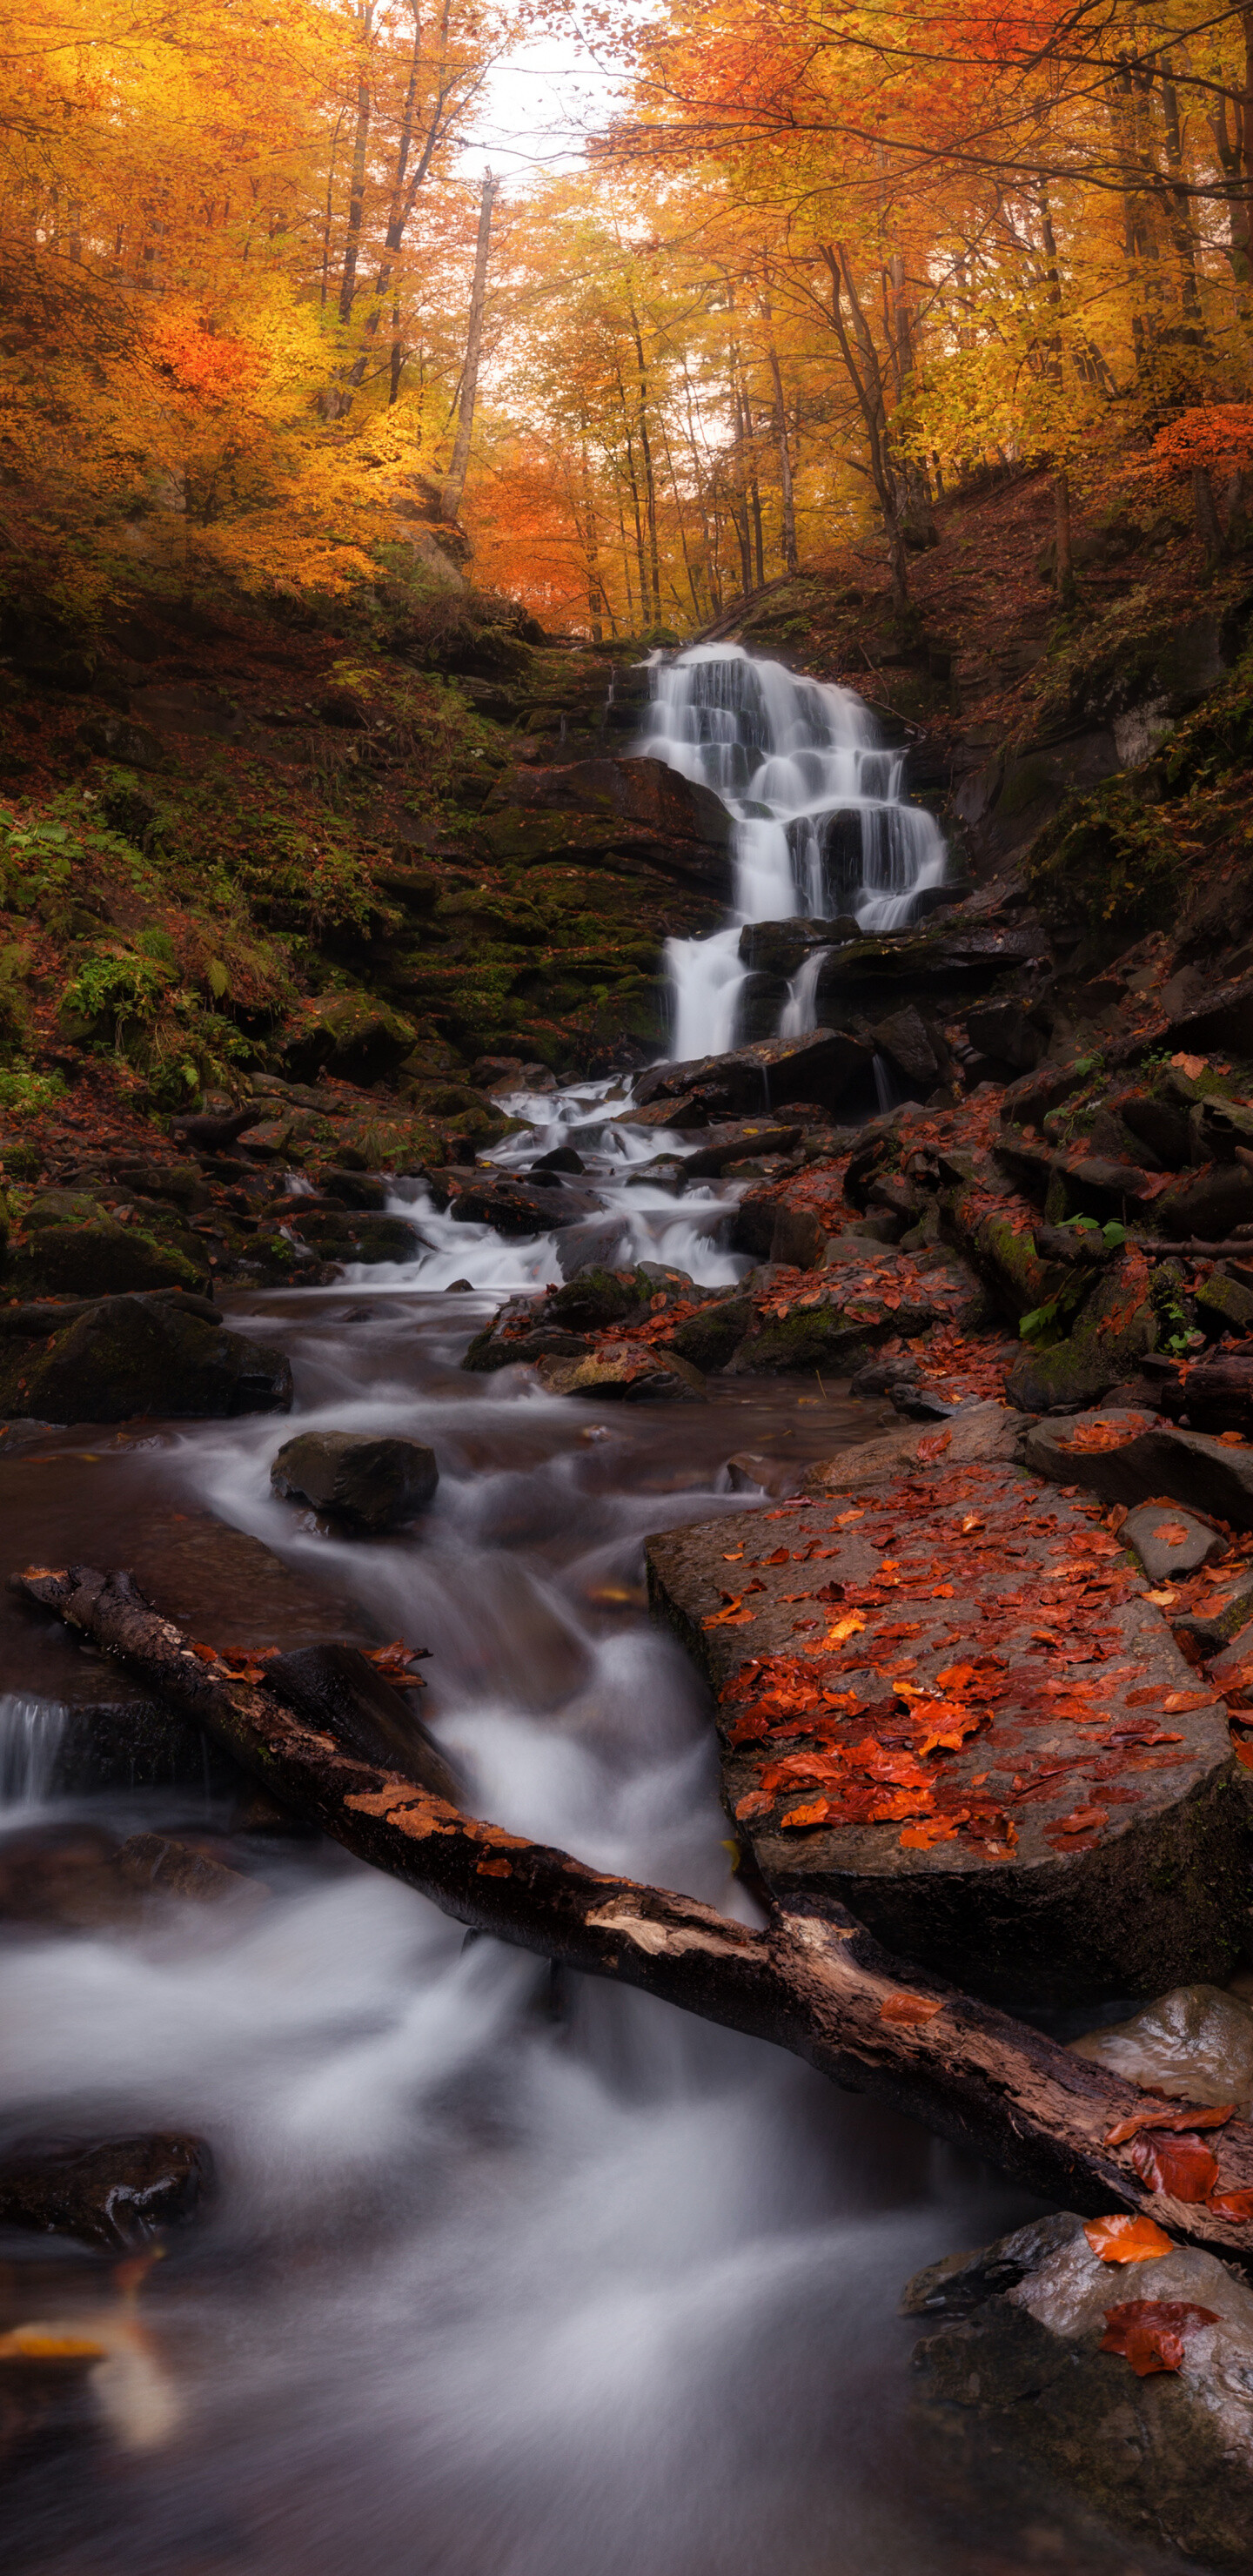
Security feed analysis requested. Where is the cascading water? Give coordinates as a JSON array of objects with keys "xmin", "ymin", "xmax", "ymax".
[{"xmin": 638, "ymin": 644, "xmax": 948, "ymax": 1060}]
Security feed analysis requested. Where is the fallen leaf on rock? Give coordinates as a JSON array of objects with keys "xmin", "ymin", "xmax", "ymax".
[
  {"xmin": 916, "ymin": 1432, "xmax": 952, "ymax": 1461},
  {"xmin": 1062, "ymin": 1422, "xmax": 1142, "ymax": 1453},
  {"xmin": 780, "ymin": 1798, "xmax": 832, "ymax": 1829},
  {"xmin": 1084, "ymin": 2213, "xmax": 1175, "ymax": 2262},
  {"xmin": 1057, "ymin": 1805, "xmax": 1109, "ymax": 1835},
  {"xmin": 1171, "ymin": 1052, "xmax": 1207, "ymax": 1078},
  {"xmin": 1219, "ymin": 1432, "xmax": 1248, "ymax": 1446},
  {"xmin": 1163, "ymin": 1690, "xmax": 1214, "ymax": 1712},
  {"xmin": 880, "ymin": 1992, "xmax": 944, "ymax": 2023},
  {"xmin": 1100, "ymin": 2299, "xmax": 1219, "ymax": 2376},
  {"xmin": 1104, "ymin": 2103, "xmax": 1235, "ymax": 2147},
  {"xmin": 823, "ymin": 1613, "xmax": 867, "ymax": 1643},
  {"xmin": 1130, "ymin": 2132, "xmax": 1220, "ymax": 2200},
  {"xmin": 900, "ymin": 1816, "xmax": 959, "ymax": 1848}
]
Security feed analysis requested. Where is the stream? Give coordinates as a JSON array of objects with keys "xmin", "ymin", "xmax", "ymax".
[{"xmin": 0, "ymin": 651, "xmax": 1198, "ymax": 2575}]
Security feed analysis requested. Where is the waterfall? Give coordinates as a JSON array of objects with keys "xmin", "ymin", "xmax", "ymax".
[
  {"xmin": 778, "ymin": 948, "xmax": 830, "ymax": 1040},
  {"xmin": 0, "ymin": 1693, "xmax": 70, "ymax": 1804},
  {"xmin": 638, "ymin": 644, "xmax": 947, "ymax": 1059}
]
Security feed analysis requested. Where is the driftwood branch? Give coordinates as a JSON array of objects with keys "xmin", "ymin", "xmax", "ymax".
[{"xmin": 17, "ymin": 1562, "xmax": 1253, "ymax": 2259}]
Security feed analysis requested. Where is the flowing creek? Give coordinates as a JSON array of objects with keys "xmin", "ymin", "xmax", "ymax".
[{"xmin": 0, "ymin": 651, "xmax": 1196, "ymax": 2575}]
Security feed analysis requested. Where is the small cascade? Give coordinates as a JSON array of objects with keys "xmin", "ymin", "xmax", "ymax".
[
  {"xmin": 0, "ymin": 1694, "xmax": 69, "ymax": 1804},
  {"xmin": 637, "ymin": 644, "xmax": 947, "ymax": 1058},
  {"xmin": 778, "ymin": 947, "xmax": 831, "ymax": 1041}
]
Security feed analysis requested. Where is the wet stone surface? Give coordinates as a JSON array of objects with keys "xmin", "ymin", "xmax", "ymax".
[{"xmin": 646, "ymin": 1457, "xmax": 1247, "ymax": 2004}]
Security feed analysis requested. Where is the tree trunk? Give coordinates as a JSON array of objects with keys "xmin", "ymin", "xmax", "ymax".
[
  {"xmin": 18, "ymin": 1562, "xmax": 1253, "ymax": 2257},
  {"xmin": 765, "ymin": 338, "xmax": 799, "ymax": 572},
  {"xmin": 1193, "ymin": 463, "xmax": 1226, "ymax": 560},
  {"xmin": 337, "ymin": 10, "xmax": 373, "ymax": 329},
  {"xmin": 820, "ymin": 243, "xmax": 909, "ymax": 613},
  {"xmin": 441, "ymin": 170, "xmax": 496, "ymax": 523},
  {"xmin": 1054, "ymin": 470, "xmax": 1076, "ymax": 607},
  {"xmin": 626, "ymin": 302, "xmax": 661, "ymax": 627}
]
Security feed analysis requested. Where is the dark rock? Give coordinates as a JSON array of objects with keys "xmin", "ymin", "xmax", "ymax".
[
  {"xmin": 1047, "ymin": 1154, "xmax": 1157, "ymax": 1222},
  {"xmin": 543, "ymin": 1266, "xmax": 649, "ymax": 1332},
  {"xmin": 271, "ymin": 1431, "xmax": 439, "ymax": 1529},
  {"xmin": 295, "ymin": 1211, "xmax": 424, "ymax": 1265},
  {"xmin": 1195, "ymin": 1267, "xmax": 1253, "ymax": 1334},
  {"xmin": 1120, "ymin": 1500, "xmax": 1228, "ymax": 1584},
  {"xmin": 75, "ymin": 714, "xmax": 165, "ymax": 770},
  {"xmin": 872, "ymin": 1003, "xmax": 938, "ymax": 1087},
  {"xmin": 769, "ymin": 1204, "xmax": 829, "ymax": 1269},
  {"xmin": 1163, "ymin": 970, "xmax": 1253, "ymax": 1062},
  {"xmin": 462, "ymin": 1305, "xmax": 593, "ymax": 1371},
  {"xmin": 311, "ymin": 1168, "xmax": 390, "ymax": 1211},
  {"xmin": 680, "ymin": 1119, "xmax": 803, "ymax": 1177},
  {"xmin": 280, "ymin": 995, "xmax": 417, "ymax": 1085},
  {"xmin": 448, "ymin": 1176, "xmax": 578, "ymax": 1235},
  {"xmin": 265, "ymin": 1641, "xmax": 458, "ymax": 1803},
  {"xmin": 0, "ymin": 1295, "xmax": 291, "ymax": 1422},
  {"xmin": 737, "ymin": 918, "xmax": 860, "ymax": 977},
  {"xmin": 10, "ymin": 1191, "xmax": 207, "ymax": 1298},
  {"xmin": 671, "ymin": 1295, "xmax": 755, "ymax": 1372},
  {"xmin": 910, "ymin": 2214, "xmax": 1253, "ymax": 2569},
  {"xmin": 962, "ymin": 998, "xmax": 1044, "ymax": 1071},
  {"xmin": 1156, "ymin": 1160, "xmax": 1253, "ymax": 1240},
  {"xmin": 1004, "ymin": 1264, "xmax": 1157, "ymax": 1412},
  {"xmin": 1022, "ymin": 1410, "xmax": 1253, "ymax": 1526},
  {"xmin": 633, "ymin": 1026, "xmax": 874, "ymax": 1118},
  {"xmin": 169, "ymin": 1104, "xmax": 265, "ymax": 1154},
  {"xmin": 531, "ymin": 1144, "xmax": 586, "ymax": 1174},
  {"xmin": 848, "ymin": 1355, "xmax": 921, "ymax": 1398},
  {"xmin": 316, "ymin": 686, "xmax": 367, "ymax": 728},
  {"xmin": 725, "ymin": 1284, "xmax": 938, "ymax": 1376},
  {"xmin": 0, "ymin": 2132, "xmax": 211, "ymax": 2249},
  {"xmin": 1031, "ymin": 1222, "xmax": 1115, "ymax": 1265}
]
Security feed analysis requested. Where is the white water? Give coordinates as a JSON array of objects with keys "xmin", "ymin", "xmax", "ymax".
[
  {"xmin": 638, "ymin": 645, "xmax": 948, "ymax": 1060},
  {"xmin": 0, "ymin": 1693, "xmax": 70, "ymax": 1804}
]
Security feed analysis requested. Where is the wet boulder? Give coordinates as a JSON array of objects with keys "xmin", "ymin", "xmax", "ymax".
[
  {"xmin": 536, "ymin": 1344, "xmax": 708, "ymax": 1400},
  {"xmin": 292, "ymin": 1210, "xmax": 425, "ymax": 1265},
  {"xmin": 8, "ymin": 1190, "xmax": 207, "ymax": 1298},
  {"xmin": 1154, "ymin": 1162, "xmax": 1253, "ymax": 1240},
  {"xmin": 271, "ymin": 1430, "xmax": 439, "ymax": 1529},
  {"xmin": 0, "ymin": 2132, "xmax": 212, "ymax": 2250},
  {"xmin": 114, "ymin": 1832, "xmax": 267, "ymax": 1913},
  {"xmin": 449, "ymin": 1175, "xmax": 593, "ymax": 1234},
  {"xmin": 871, "ymin": 1003, "xmax": 938, "ymax": 1089},
  {"xmin": 908, "ymin": 2212, "xmax": 1253, "ymax": 2569},
  {"xmin": 671, "ymin": 1293, "xmax": 756, "ymax": 1372},
  {"xmin": 725, "ymin": 1278, "xmax": 938, "ymax": 1375},
  {"xmin": 0, "ymin": 1294, "xmax": 291, "ymax": 1421},
  {"xmin": 633, "ymin": 1028, "xmax": 873, "ymax": 1120},
  {"xmin": 461, "ymin": 1296, "xmax": 593, "ymax": 1372},
  {"xmin": 1004, "ymin": 1255, "xmax": 1158, "ymax": 1412},
  {"xmin": 679, "ymin": 1119, "xmax": 803, "ymax": 1177},
  {"xmin": 1069, "ymin": 1982, "xmax": 1253, "ymax": 2115}
]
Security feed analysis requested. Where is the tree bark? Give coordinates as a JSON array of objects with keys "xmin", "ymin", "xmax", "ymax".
[
  {"xmin": 441, "ymin": 169, "xmax": 496, "ymax": 523},
  {"xmin": 18, "ymin": 1563, "xmax": 1253, "ymax": 2261},
  {"xmin": 819, "ymin": 243, "xmax": 909, "ymax": 614}
]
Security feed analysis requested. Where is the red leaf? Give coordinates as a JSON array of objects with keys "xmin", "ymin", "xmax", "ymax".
[
  {"xmin": 1104, "ymin": 2103, "xmax": 1235, "ymax": 2147},
  {"xmin": 880, "ymin": 1992, "xmax": 944, "ymax": 2023},
  {"xmin": 1130, "ymin": 2131, "xmax": 1220, "ymax": 2201},
  {"xmin": 1083, "ymin": 2213, "xmax": 1174, "ymax": 2262},
  {"xmin": 1209, "ymin": 2188, "xmax": 1253, "ymax": 2221},
  {"xmin": 1100, "ymin": 2300, "xmax": 1219, "ymax": 2375}
]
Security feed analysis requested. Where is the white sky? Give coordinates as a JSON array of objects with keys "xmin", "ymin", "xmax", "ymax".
[{"xmin": 460, "ymin": 29, "xmax": 625, "ymax": 187}]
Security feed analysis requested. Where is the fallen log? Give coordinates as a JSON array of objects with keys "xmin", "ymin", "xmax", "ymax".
[{"xmin": 17, "ymin": 1560, "xmax": 1253, "ymax": 2261}]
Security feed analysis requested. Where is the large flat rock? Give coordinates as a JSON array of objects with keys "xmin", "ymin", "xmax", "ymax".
[
  {"xmin": 1022, "ymin": 1409, "xmax": 1253, "ymax": 1528},
  {"xmin": 646, "ymin": 1456, "xmax": 1247, "ymax": 2005}
]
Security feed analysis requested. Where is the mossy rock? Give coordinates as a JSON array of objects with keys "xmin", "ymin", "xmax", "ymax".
[
  {"xmin": 280, "ymin": 994, "xmax": 418, "ymax": 1084},
  {"xmin": 726, "ymin": 1292, "xmax": 937, "ymax": 1376},
  {"xmin": 8, "ymin": 1192, "xmax": 207, "ymax": 1297},
  {"xmin": 1005, "ymin": 1253, "xmax": 1157, "ymax": 1411},
  {"xmin": 1025, "ymin": 782, "xmax": 1183, "ymax": 936},
  {"xmin": 671, "ymin": 1296, "xmax": 755, "ymax": 1372},
  {"xmin": 0, "ymin": 1297, "xmax": 292, "ymax": 1422}
]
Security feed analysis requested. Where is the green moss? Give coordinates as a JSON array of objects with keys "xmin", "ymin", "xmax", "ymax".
[{"xmin": 1025, "ymin": 782, "xmax": 1183, "ymax": 935}]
